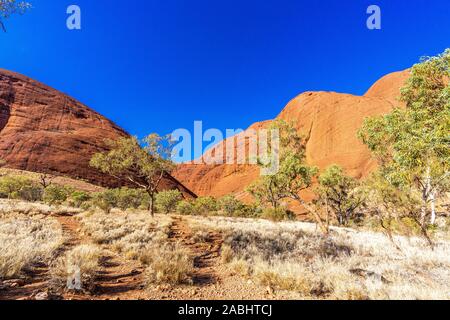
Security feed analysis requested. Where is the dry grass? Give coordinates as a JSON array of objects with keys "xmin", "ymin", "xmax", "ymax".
[
  {"xmin": 192, "ymin": 229, "xmax": 212, "ymax": 244},
  {"xmin": 190, "ymin": 215, "xmax": 450, "ymax": 300},
  {"xmin": 79, "ymin": 210, "xmax": 172, "ymax": 261},
  {"xmin": 0, "ymin": 199, "xmax": 81, "ymax": 216},
  {"xmin": 220, "ymin": 245, "xmax": 234, "ymax": 264},
  {"xmin": 228, "ymin": 258, "xmax": 252, "ymax": 277},
  {"xmin": 2, "ymin": 194, "xmax": 447, "ymax": 299},
  {"xmin": 49, "ymin": 245, "xmax": 102, "ymax": 293},
  {"xmin": 80, "ymin": 210, "xmax": 194, "ymax": 286},
  {"xmin": 142, "ymin": 243, "xmax": 194, "ymax": 285},
  {"xmin": 0, "ymin": 211, "xmax": 64, "ymax": 279}
]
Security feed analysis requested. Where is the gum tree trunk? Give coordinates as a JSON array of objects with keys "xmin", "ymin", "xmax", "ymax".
[
  {"xmin": 430, "ymin": 191, "xmax": 436, "ymax": 225},
  {"xmin": 147, "ymin": 191, "xmax": 156, "ymax": 217},
  {"xmin": 421, "ymin": 166, "xmax": 432, "ymax": 226}
]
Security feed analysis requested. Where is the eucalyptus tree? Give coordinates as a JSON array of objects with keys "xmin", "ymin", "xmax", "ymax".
[
  {"xmin": 359, "ymin": 49, "xmax": 450, "ymax": 228},
  {"xmin": 0, "ymin": 0, "xmax": 31, "ymax": 31},
  {"xmin": 90, "ymin": 134, "xmax": 175, "ymax": 216},
  {"xmin": 247, "ymin": 120, "xmax": 326, "ymax": 232},
  {"xmin": 316, "ymin": 165, "xmax": 365, "ymax": 227}
]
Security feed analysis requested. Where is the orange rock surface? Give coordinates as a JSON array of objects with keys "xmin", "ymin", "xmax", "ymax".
[
  {"xmin": 173, "ymin": 70, "xmax": 410, "ymax": 201},
  {"xmin": 0, "ymin": 69, "xmax": 195, "ymax": 197}
]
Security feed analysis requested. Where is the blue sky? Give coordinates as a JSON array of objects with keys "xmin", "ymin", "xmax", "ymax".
[{"xmin": 1, "ymin": 0, "xmax": 449, "ymax": 159}]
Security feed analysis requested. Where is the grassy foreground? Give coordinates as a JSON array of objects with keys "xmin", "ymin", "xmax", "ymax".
[{"xmin": 1, "ymin": 198, "xmax": 449, "ymax": 300}]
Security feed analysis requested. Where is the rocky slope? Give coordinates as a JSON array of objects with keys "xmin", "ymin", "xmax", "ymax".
[
  {"xmin": 173, "ymin": 70, "xmax": 410, "ymax": 201},
  {"xmin": 0, "ymin": 69, "xmax": 195, "ymax": 197}
]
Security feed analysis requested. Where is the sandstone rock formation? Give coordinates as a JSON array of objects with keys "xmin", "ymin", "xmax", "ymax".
[
  {"xmin": 0, "ymin": 69, "xmax": 195, "ymax": 197},
  {"xmin": 173, "ymin": 70, "xmax": 410, "ymax": 201}
]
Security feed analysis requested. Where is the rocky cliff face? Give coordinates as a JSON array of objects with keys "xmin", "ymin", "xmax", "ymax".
[
  {"xmin": 173, "ymin": 70, "xmax": 410, "ymax": 201},
  {"xmin": 0, "ymin": 69, "xmax": 195, "ymax": 197}
]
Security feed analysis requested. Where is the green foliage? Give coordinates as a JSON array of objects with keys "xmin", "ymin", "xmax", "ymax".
[
  {"xmin": 155, "ymin": 190, "xmax": 183, "ymax": 214},
  {"xmin": 0, "ymin": 176, "xmax": 19, "ymax": 198},
  {"xmin": 361, "ymin": 211, "xmax": 439, "ymax": 238},
  {"xmin": 193, "ymin": 196, "xmax": 218, "ymax": 215},
  {"xmin": 115, "ymin": 188, "xmax": 148, "ymax": 210},
  {"xmin": 0, "ymin": 0, "xmax": 31, "ymax": 18},
  {"xmin": 219, "ymin": 195, "xmax": 244, "ymax": 216},
  {"xmin": 0, "ymin": 176, "xmax": 43, "ymax": 201},
  {"xmin": 90, "ymin": 134, "xmax": 175, "ymax": 216},
  {"xmin": 0, "ymin": 0, "xmax": 32, "ymax": 31},
  {"xmin": 363, "ymin": 173, "xmax": 428, "ymax": 234},
  {"xmin": 43, "ymin": 185, "xmax": 72, "ymax": 205},
  {"xmin": 366, "ymin": 172, "xmax": 422, "ymax": 213},
  {"xmin": 316, "ymin": 165, "xmax": 365, "ymax": 226},
  {"xmin": 380, "ymin": 217, "xmax": 423, "ymax": 237},
  {"xmin": 359, "ymin": 50, "xmax": 450, "ymax": 191},
  {"xmin": 18, "ymin": 183, "xmax": 43, "ymax": 202},
  {"xmin": 68, "ymin": 191, "xmax": 92, "ymax": 208},
  {"xmin": 247, "ymin": 120, "xmax": 318, "ymax": 210},
  {"xmin": 261, "ymin": 207, "xmax": 295, "ymax": 222},
  {"xmin": 247, "ymin": 177, "xmax": 285, "ymax": 209},
  {"xmin": 0, "ymin": 176, "xmax": 28, "ymax": 198},
  {"xmin": 359, "ymin": 49, "xmax": 450, "ymax": 231},
  {"xmin": 241, "ymin": 203, "xmax": 264, "ymax": 218},
  {"xmin": 176, "ymin": 197, "xmax": 261, "ymax": 219},
  {"xmin": 92, "ymin": 190, "xmax": 118, "ymax": 213},
  {"xmin": 90, "ymin": 188, "xmax": 150, "ymax": 212},
  {"xmin": 218, "ymin": 195, "xmax": 262, "ymax": 218},
  {"xmin": 247, "ymin": 120, "xmax": 327, "ymax": 231},
  {"xmin": 176, "ymin": 200, "xmax": 195, "ymax": 215}
]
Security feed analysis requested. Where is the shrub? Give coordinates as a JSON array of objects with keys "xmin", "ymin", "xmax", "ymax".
[
  {"xmin": 143, "ymin": 243, "xmax": 193, "ymax": 285},
  {"xmin": 316, "ymin": 165, "xmax": 365, "ymax": 226},
  {"xmin": 90, "ymin": 188, "xmax": 151, "ymax": 212},
  {"xmin": 92, "ymin": 190, "xmax": 119, "ymax": 213},
  {"xmin": 367, "ymin": 216, "xmax": 426, "ymax": 237},
  {"xmin": 219, "ymin": 195, "xmax": 244, "ymax": 216},
  {"xmin": 261, "ymin": 207, "xmax": 296, "ymax": 222},
  {"xmin": 194, "ymin": 196, "xmax": 218, "ymax": 215},
  {"xmin": 231, "ymin": 203, "xmax": 263, "ymax": 218},
  {"xmin": 116, "ymin": 188, "xmax": 147, "ymax": 210},
  {"xmin": 155, "ymin": 190, "xmax": 183, "ymax": 214},
  {"xmin": 18, "ymin": 184, "xmax": 44, "ymax": 202},
  {"xmin": 0, "ymin": 176, "xmax": 27, "ymax": 199},
  {"xmin": 43, "ymin": 185, "xmax": 72, "ymax": 205},
  {"xmin": 177, "ymin": 200, "xmax": 195, "ymax": 215},
  {"xmin": 69, "ymin": 191, "xmax": 92, "ymax": 208},
  {"xmin": 0, "ymin": 176, "xmax": 43, "ymax": 201}
]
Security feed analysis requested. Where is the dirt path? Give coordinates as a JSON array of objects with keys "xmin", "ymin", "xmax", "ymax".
[
  {"xmin": 168, "ymin": 216, "xmax": 223, "ymax": 286},
  {"xmin": 146, "ymin": 216, "xmax": 277, "ymax": 300},
  {"xmin": 1, "ymin": 213, "xmax": 148, "ymax": 300},
  {"xmin": 55, "ymin": 215, "xmax": 147, "ymax": 300},
  {"xmin": 0, "ymin": 214, "xmax": 80, "ymax": 300},
  {"xmin": 2, "ymin": 213, "xmax": 281, "ymax": 300},
  {"xmin": 0, "ymin": 262, "xmax": 49, "ymax": 300}
]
